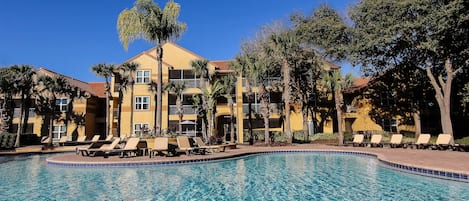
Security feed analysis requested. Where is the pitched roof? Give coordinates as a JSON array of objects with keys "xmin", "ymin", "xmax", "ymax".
[
  {"xmin": 210, "ymin": 60, "xmax": 232, "ymax": 71},
  {"xmin": 345, "ymin": 77, "xmax": 371, "ymax": 93},
  {"xmin": 88, "ymin": 82, "xmax": 106, "ymax": 98},
  {"xmin": 37, "ymin": 68, "xmax": 105, "ymax": 98}
]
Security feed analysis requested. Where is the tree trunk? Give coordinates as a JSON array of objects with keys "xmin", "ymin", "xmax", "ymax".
[
  {"xmin": 177, "ymin": 97, "xmax": 183, "ymax": 135},
  {"xmin": 229, "ymin": 97, "xmax": 235, "ymax": 143},
  {"xmin": 105, "ymin": 80, "xmax": 110, "ymax": 138},
  {"xmin": 425, "ymin": 58, "xmax": 454, "ymax": 144},
  {"xmin": 130, "ymin": 82, "xmax": 135, "ymax": 136},
  {"xmin": 21, "ymin": 98, "xmax": 30, "ymax": 134},
  {"xmin": 412, "ymin": 110, "xmax": 421, "ymax": 138},
  {"xmin": 156, "ymin": 45, "xmax": 163, "ymax": 136},
  {"xmin": 283, "ymin": 60, "xmax": 292, "ymax": 144},
  {"xmin": 48, "ymin": 97, "xmax": 56, "ymax": 147},
  {"xmin": 246, "ymin": 80, "xmax": 254, "ymax": 145},
  {"xmin": 117, "ymin": 89, "xmax": 123, "ymax": 137},
  {"xmin": 14, "ymin": 95, "xmax": 25, "ymax": 147},
  {"xmin": 335, "ymin": 91, "xmax": 344, "ymax": 145},
  {"xmin": 260, "ymin": 84, "xmax": 270, "ymax": 145}
]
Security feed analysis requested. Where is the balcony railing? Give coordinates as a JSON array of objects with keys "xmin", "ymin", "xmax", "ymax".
[
  {"xmin": 169, "ymin": 79, "xmax": 200, "ymax": 89},
  {"xmin": 346, "ymin": 105, "xmax": 357, "ymax": 113},
  {"xmin": 242, "ymin": 103, "xmax": 281, "ymax": 114},
  {"xmin": 113, "ymin": 108, "xmax": 119, "ymax": 119},
  {"xmin": 242, "ymin": 77, "xmax": 281, "ymax": 88},
  {"xmin": 13, "ymin": 108, "xmax": 35, "ymax": 118},
  {"xmin": 169, "ymin": 105, "xmax": 197, "ymax": 115}
]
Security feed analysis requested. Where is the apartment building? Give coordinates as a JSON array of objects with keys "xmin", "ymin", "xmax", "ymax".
[{"xmin": 1, "ymin": 68, "xmax": 106, "ymax": 141}]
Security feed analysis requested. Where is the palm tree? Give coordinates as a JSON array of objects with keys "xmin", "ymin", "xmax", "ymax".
[
  {"xmin": 10, "ymin": 65, "xmax": 36, "ymax": 147},
  {"xmin": 0, "ymin": 67, "xmax": 16, "ymax": 133},
  {"xmin": 116, "ymin": 62, "xmax": 139, "ymax": 136},
  {"xmin": 36, "ymin": 75, "xmax": 70, "ymax": 146},
  {"xmin": 321, "ymin": 70, "xmax": 353, "ymax": 145},
  {"xmin": 91, "ymin": 63, "xmax": 115, "ymax": 137},
  {"xmin": 117, "ymin": 0, "xmax": 186, "ymax": 136},
  {"xmin": 63, "ymin": 86, "xmax": 88, "ymax": 139},
  {"xmin": 220, "ymin": 74, "xmax": 237, "ymax": 143},
  {"xmin": 231, "ymin": 54, "xmax": 257, "ymax": 145},
  {"xmin": 191, "ymin": 59, "xmax": 210, "ymax": 139},
  {"xmin": 165, "ymin": 81, "xmax": 186, "ymax": 135},
  {"xmin": 203, "ymin": 80, "xmax": 223, "ymax": 143}
]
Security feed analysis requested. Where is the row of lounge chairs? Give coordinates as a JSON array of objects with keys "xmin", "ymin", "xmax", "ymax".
[
  {"xmin": 77, "ymin": 136, "xmax": 237, "ymax": 158},
  {"xmin": 349, "ymin": 133, "xmax": 463, "ymax": 150}
]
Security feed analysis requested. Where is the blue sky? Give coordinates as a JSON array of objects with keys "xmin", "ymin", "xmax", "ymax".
[{"xmin": 0, "ymin": 0, "xmax": 356, "ymax": 82}]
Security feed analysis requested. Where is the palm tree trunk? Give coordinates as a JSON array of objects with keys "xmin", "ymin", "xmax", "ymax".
[
  {"xmin": 229, "ymin": 97, "xmax": 235, "ymax": 143},
  {"xmin": 260, "ymin": 84, "xmax": 270, "ymax": 145},
  {"xmin": 105, "ymin": 83, "xmax": 110, "ymax": 137},
  {"xmin": 21, "ymin": 98, "xmax": 30, "ymax": 134},
  {"xmin": 283, "ymin": 60, "xmax": 292, "ymax": 144},
  {"xmin": 14, "ymin": 96, "xmax": 25, "ymax": 147},
  {"xmin": 117, "ymin": 89, "xmax": 123, "ymax": 137},
  {"xmin": 246, "ymin": 80, "xmax": 253, "ymax": 145},
  {"xmin": 155, "ymin": 45, "xmax": 163, "ymax": 136},
  {"xmin": 177, "ymin": 98, "xmax": 183, "ymax": 135},
  {"xmin": 130, "ymin": 82, "xmax": 135, "ymax": 136},
  {"xmin": 335, "ymin": 91, "xmax": 344, "ymax": 145}
]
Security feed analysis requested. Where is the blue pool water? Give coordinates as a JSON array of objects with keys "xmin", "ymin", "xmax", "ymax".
[{"xmin": 1, "ymin": 153, "xmax": 469, "ymax": 200}]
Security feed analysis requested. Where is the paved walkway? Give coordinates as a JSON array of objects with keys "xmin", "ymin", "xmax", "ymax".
[{"xmin": 40, "ymin": 144, "xmax": 469, "ymax": 176}]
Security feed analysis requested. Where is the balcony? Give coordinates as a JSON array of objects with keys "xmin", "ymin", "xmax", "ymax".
[
  {"xmin": 169, "ymin": 105, "xmax": 197, "ymax": 115},
  {"xmin": 13, "ymin": 108, "xmax": 35, "ymax": 118},
  {"xmin": 242, "ymin": 103, "xmax": 281, "ymax": 114},
  {"xmin": 169, "ymin": 79, "xmax": 200, "ymax": 89},
  {"xmin": 113, "ymin": 108, "xmax": 119, "ymax": 119},
  {"xmin": 343, "ymin": 105, "xmax": 358, "ymax": 118}
]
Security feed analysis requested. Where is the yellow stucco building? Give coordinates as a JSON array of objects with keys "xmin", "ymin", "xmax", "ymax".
[{"xmin": 2, "ymin": 68, "xmax": 106, "ymax": 141}]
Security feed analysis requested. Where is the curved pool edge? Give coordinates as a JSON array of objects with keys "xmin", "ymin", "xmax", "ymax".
[{"xmin": 46, "ymin": 149, "xmax": 469, "ymax": 183}]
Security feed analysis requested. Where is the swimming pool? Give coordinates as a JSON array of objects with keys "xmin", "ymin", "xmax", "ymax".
[{"xmin": 1, "ymin": 153, "xmax": 468, "ymax": 200}]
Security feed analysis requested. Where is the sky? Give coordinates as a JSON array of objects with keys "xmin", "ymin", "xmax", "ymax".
[{"xmin": 0, "ymin": 0, "xmax": 356, "ymax": 83}]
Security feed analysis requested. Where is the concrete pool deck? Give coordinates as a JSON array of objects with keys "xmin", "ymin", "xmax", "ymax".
[{"xmin": 37, "ymin": 144, "xmax": 469, "ymax": 180}]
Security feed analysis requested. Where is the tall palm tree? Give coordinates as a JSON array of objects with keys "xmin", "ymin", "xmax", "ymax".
[
  {"xmin": 117, "ymin": 0, "xmax": 186, "ymax": 136},
  {"xmin": 231, "ymin": 54, "xmax": 256, "ymax": 145},
  {"xmin": 10, "ymin": 65, "xmax": 36, "ymax": 147},
  {"xmin": 220, "ymin": 74, "xmax": 237, "ymax": 143},
  {"xmin": 91, "ymin": 63, "xmax": 115, "ymax": 137},
  {"xmin": 0, "ymin": 67, "xmax": 16, "ymax": 133},
  {"xmin": 116, "ymin": 62, "xmax": 139, "ymax": 136},
  {"xmin": 165, "ymin": 81, "xmax": 186, "ymax": 135},
  {"xmin": 321, "ymin": 70, "xmax": 353, "ymax": 145},
  {"xmin": 203, "ymin": 80, "xmax": 223, "ymax": 143},
  {"xmin": 266, "ymin": 28, "xmax": 300, "ymax": 144},
  {"xmin": 191, "ymin": 59, "xmax": 210, "ymax": 139}
]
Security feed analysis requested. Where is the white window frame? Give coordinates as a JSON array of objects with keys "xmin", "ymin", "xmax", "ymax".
[
  {"xmin": 134, "ymin": 123, "xmax": 150, "ymax": 136},
  {"xmin": 136, "ymin": 70, "xmax": 151, "ymax": 84},
  {"xmin": 56, "ymin": 98, "xmax": 68, "ymax": 112},
  {"xmin": 135, "ymin": 96, "xmax": 150, "ymax": 110},
  {"xmin": 53, "ymin": 125, "xmax": 67, "ymax": 139}
]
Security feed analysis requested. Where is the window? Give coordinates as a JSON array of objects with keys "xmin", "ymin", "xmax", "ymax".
[
  {"xmin": 53, "ymin": 125, "xmax": 67, "ymax": 139},
  {"xmin": 136, "ymin": 70, "xmax": 150, "ymax": 84},
  {"xmin": 135, "ymin": 96, "xmax": 150, "ymax": 110},
  {"xmin": 169, "ymin": 69, "xmax": 198, "ymax": 88},
  {"xmin": 134, "ymin": 123, "xmax": 149, "ymax": 136},
  {"xmin": 55, "ymin": 98, "xmax": 68, "ymax": 112}
]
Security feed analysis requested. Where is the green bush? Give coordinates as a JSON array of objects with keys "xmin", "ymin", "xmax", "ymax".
[{"xmin": 455, "ymin": 136, "xmax": 469, "ymax": 145}]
